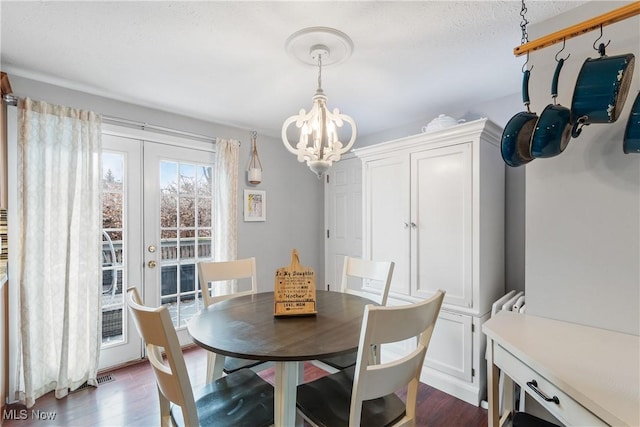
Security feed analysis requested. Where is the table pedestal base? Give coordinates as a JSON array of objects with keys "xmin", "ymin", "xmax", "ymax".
[{"xmin": 275, "ymin": 361, "xmax": 304, "ymax": 427}]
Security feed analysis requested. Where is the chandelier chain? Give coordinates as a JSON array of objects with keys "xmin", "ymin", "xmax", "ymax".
[{"xmin": 317, "ymin": 53, "xmax": 323, "ymax": 91}]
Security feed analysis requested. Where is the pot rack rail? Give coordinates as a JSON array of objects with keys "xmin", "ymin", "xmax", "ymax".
[{"xmin": 514, "ymin": 1, "xmax": 640, "ymax": 57}]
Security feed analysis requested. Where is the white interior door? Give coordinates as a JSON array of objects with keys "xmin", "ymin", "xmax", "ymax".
[{"xmin": 324, "ymin": 155, "xmax": 362, "ymax": 292}]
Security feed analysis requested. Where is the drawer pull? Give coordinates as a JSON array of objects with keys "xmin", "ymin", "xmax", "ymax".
[{"xmin": 527, "ymin": 380, "xmax": 560, "ymax": 404}]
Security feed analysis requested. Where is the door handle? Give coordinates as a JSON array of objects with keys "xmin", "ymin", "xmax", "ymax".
[{"xmin": 147, "ymin": 260, "xmax": 157, "ymax": 269}]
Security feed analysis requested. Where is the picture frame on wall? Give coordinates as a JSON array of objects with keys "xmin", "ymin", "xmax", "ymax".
[{"xmin": 244, "ymin": 189, "xmax": 266, "ymax": 222}]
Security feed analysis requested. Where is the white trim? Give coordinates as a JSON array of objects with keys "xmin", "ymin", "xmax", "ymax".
[
  {"xmin": 7, "ymin": 105, "xmax": 19, "ymax": 403},
  {"xmin": 102, "ymin": 116, "xmax": 215, "ymax": 143},
  {"xmin": 102, "ymin": 123, "xmax": 216, "ymax": 153}
]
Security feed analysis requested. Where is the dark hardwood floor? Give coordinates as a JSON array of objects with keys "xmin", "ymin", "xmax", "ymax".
[{"xmin": 3, "ymin": 347, "xmax": 488, "ymax": 426}]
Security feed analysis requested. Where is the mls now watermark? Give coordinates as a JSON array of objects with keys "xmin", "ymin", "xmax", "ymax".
[{"xmin": 3, "ymin": 408, "xmax": 57, "ymax": 421}]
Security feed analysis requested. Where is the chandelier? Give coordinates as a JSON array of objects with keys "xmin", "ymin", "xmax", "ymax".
[{"xmin": 281, "ymin": 28, "xmax": 357, "ymax": 178}]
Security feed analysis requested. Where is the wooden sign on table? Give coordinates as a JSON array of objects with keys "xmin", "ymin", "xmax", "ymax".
[{"xmin": 274, "ymin": 249, "xmax": 317, "ymax": 316}]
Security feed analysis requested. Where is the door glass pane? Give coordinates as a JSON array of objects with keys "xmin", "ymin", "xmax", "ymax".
[
  {"xmin": 101, "ymin": 152, "xmax": 126, "ymax": 345},
  {"xmin": 160, "ymin": 160, "xmax": 213, "ymax": 327}
]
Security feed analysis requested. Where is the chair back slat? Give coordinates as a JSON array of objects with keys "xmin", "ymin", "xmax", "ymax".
[
  {"xmin": 356, "ymin": 349, "xmax": 425, "ymax": 402},
  {"xmin": 198, "ymin": 257, "xmax": 257, "ymax": 307},
  {"xmin": 340, "ymin": 257, "xmax": 394, "ymax": 305},
  {"xmin": 364, "ymin": 293, "xmax": 441, "ymax": 345}
]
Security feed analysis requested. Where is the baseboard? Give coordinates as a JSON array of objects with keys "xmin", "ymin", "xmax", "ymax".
[{"xmin": 420, "ymin": 366, "xmax": 483, "ymax": 407}]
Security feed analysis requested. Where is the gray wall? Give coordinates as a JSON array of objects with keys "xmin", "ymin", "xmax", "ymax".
[
  {"xmin": 524, "ymin": 1, "xmax": 639, "ymax": 335},
  {"xmin": 8, "ymin": 75, "xmax": 325, "ymax": 291}
]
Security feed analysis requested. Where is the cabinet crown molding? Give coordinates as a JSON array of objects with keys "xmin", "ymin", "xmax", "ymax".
[{"xmin": 354, "ymin": 118, "xmax": 502, "ymax": 158}]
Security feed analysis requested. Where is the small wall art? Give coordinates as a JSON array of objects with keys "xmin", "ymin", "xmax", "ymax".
[{"xmin": 244, "ymin": 189, "xmax": 266, "ymax": 222}]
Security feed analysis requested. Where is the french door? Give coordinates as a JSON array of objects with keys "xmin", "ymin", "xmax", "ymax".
[
  {"xmin": 99, "ymin": 134, "xmax": 142, "ymax": 369},
  {"xmin": 142, "ymin": 141, "xmax": 215, "ymax": 345},
  {"xmin": 99, "ymin": 131, "xmax": 215, "ymax": 369}
]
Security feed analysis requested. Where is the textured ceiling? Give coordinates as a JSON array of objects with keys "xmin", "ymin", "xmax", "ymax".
[{"xmin": 1, "ymin": 1, "xmax": 588, "ymax": 138}]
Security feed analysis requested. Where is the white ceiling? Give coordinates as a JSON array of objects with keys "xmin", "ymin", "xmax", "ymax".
[{"xmin": 1, "ymin": 1, "xmax": 587, "ymax": 139}]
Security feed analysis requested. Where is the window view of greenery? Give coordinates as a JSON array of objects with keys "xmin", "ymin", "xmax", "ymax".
[{"xmin": 159, "ymin": 161, "xmax": 214, "ymax": 327}]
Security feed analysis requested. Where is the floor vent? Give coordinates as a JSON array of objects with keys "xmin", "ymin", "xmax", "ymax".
[{"xmin": 71, "ymin": 374, "xmax": 115, "ymax": 393}]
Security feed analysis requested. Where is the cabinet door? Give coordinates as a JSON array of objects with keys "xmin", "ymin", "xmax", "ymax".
[
  {"xmin": 424, "ymin": 310, "xmax": 473, "ymax": 382},
  {"xmin": 411, "ymin": 143, "xmax": 472, "ymax": 308},
  {"xmin": 363, "ymin": 155, "xmax": 410, "ymax": 296}
]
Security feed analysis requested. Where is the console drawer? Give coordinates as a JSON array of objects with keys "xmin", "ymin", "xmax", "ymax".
[{"xmin": 494, "ymin": 344, "xmax": 606, "ymax": 427}]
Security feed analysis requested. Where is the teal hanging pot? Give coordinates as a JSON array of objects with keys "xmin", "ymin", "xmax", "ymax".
[
  {"xmin": 571, "ymin": 43, "xmax": 635, "ymax": 138},
  {"xmin": 501, "ymin": 69, "xmax": 536, "ymax": 167},
  {"xmin": 623, "ymin": 92, "xmax": 640, "ymax": 154},
  {"xmin": 530, "ymin": 59, "xmax": 572, "ymax": 158}
]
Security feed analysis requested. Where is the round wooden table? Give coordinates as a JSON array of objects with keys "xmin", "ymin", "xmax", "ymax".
[{"xmin": 187, "ymin": 290, "xmax": 375, "ymax": 427}]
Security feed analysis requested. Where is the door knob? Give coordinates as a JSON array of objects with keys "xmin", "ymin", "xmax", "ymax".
[{"xmin": 147, "ymin": 260, "xmax": 157, "ymax": 269}]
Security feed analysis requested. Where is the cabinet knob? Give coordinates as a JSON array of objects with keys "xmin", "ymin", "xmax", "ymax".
[{"xmin": 410, "ymin": 222, "xmax": 417, "ymax": 228}]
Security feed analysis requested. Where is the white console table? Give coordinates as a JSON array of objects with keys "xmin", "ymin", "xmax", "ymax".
[{"xmin": 483, "ymin": 311, "xmax": 639, "ymax": 427}]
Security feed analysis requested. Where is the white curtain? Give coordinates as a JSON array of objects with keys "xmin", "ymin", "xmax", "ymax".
[
  {"xmin": 17, "ymin": 98, "xmax": 102, "ymax": 407},
  {"xmin": 213, "ymin": 138, "xmax": 239, "ymax": 263}
]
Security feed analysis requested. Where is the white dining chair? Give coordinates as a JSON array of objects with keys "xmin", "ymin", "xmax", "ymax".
[
  {"xmin": 197, "ymin": 257, "xmax": 271, "ymax": 382},
  {"xmin": 316, "ymin": 256, "xmax": 395, "ymax": 372},
  {"xmin": 125, "ymin": 287, "xmax": 274, "ymax": 427},
  {"xmin": 297, "ymin": 289, "xmax": 445, "ymax": 427}
]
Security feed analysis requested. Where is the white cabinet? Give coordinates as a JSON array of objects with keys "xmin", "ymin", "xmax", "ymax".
[{"xmin": 354, "ymin": 118, "xmax": 504, "ymax": 405}]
